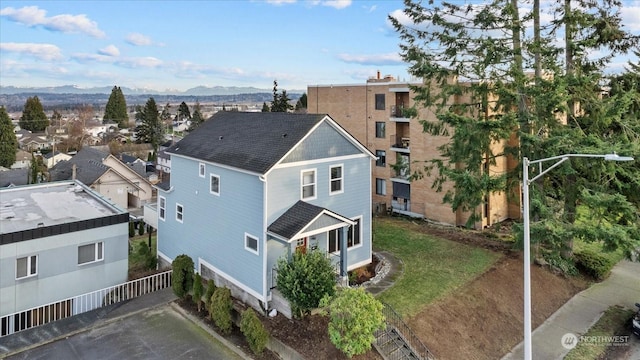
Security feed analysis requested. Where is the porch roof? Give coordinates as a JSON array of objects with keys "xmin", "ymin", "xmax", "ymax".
[{"xmin": 267, "ymin": 201, "xmax": 354, "ymax": 241}]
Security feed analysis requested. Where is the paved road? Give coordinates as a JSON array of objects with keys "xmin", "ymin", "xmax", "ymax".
[
  {"xmin": 502, "ymin": 260, "xmax": 640, "ymax": 360},
  {"xmin": 5, "ymin": 305, "xmax": 244, "ymax": 360}
]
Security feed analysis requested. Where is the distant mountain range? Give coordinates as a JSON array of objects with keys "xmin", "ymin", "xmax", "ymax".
[{"xmin": 0, "ymin": 85, "xmax": 305, "ymax": 96}]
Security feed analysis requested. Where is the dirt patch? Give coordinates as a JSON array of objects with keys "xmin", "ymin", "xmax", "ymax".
[{"xmin": 378, "ymin": 217, "xmax": 589, "ymax": 360}]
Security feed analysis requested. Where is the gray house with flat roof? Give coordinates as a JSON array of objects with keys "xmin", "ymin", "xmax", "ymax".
[{"xmin": 0, "ymin": 180, "xmax": 129, "ymax": 336}]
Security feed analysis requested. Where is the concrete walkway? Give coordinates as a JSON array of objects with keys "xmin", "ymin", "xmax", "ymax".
[
  {"xmin": 502, "ymin": 260, "xmax": 640, "ymax": 360},
  {"xmin": 363, "ymin": 251, "xmax": 404, "ymax": 296}
]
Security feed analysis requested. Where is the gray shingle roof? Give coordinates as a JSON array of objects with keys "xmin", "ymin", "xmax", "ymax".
[
  {"xmin": 166, "ymin": 112, "xmax": 327, "ymax": 174},
  {"xmin": 267, "ymin": 201, "xmax": 327, "ymax": 239},
  {"xmin": 0, "ymin": 168, "xmax": 29, "ymax": 188},
  {"xmin": 49, "ymin": 147, "xmax": 110, "ymax": 185}
]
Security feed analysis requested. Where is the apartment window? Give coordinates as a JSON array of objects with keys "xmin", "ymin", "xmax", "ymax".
[
  {"xmin": 376, "ymin": 178, "xmax": 386, "ymax": 195},
  {"xmin": 301, "ymin": 169, "xmax": 316, "ymax": 200},
  {"xmin": 210, "ymin": 174, "xmax": 220, "ymax": 195},
  {"xmin": 376, "ymin": 150, "xmax": 386, "ymax": 167},
  {"xmin": 375, "ymin": 94, "xmax": 385, "ymax": 110},
  {"xmin": 176, "ymin": 203, "xmax": 184, "ymax": 223},
  {"xmin": 245, "ymin": 233, "xmax": 259, "ymax": 255},
  {"xmin": 78, "ymin": 242, "xmax": 103, "ymax": 265},
  {"xmin": 16, "ymin": 255, "xmax": 37, "ymax": 279},
  {"xmin": 330, "ymin": 165, "xmax": 343, "ymax": 195},
  {"xmin": 159, "ymin": 196, "xmax": 166, "ymax": 221},
  {"xmin": 199, "ymin": 163, "xmax": 205, "ymax": 177},
  {"xmin": 375, "ymin": 122, "xmax": 385, "ymax": 138}
]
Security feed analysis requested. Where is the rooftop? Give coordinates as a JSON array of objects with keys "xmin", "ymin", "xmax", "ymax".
[{"xmin": 0, "ymin": 180, "xmax": 126, "ymax": 235}]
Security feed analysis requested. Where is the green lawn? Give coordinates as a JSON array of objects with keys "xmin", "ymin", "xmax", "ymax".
[
  {"xmin": 373, "ymin": 217, "xmax": 502, "ymax": 318},
  {"xmin": 128, "ymin": 234, "xmax": 157, "ymax": 277},
  {"xmin": 564, "ymin": 305, "xmax": 634, "ymax": 360}
]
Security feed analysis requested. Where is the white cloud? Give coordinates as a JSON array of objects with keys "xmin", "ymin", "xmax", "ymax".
[
  {"xmin": 266, "ymin": 0, "xmax": 296, "ymax": 5},
  {"xmin": 363, "ymin": 5, "xmax": 377, "ymax": 13},
  {"xmin": 621, "ymin": 5, "xmax": 640, "ymax": 31},
  {"xmin": 337, "ymin": 52, "xmax": 402, "ymax": 65},
  {"xmin": 314, "ymin": 0, "xmax": 352, "ymax": 9},
  {"xmin": 116, "ymin": 57, "xmax": 163, "ymax": 68},
  {"xmin": 98, "ymin": 45, "xmax": 120, "ymax": 57},
  {"xmin": 0, "ymin": 42, "xmax": 63, "ymax": 61},
  {"xmin": 126, "ymin": 32, "xmax": 153, "ymax": 46},
  {"xmin": 0, "ymin": 6, "xmax": 105, "ymax": 38}
]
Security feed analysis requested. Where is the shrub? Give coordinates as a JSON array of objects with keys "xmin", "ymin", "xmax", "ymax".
[
  {"xmin": 171, "ymin": 254, "xmax": 194, "ymax": 299},
  {"xmin": 240, "ymin": 308, "xmax": 269, "ymax": 355},
  {"xmin": 145, "ymin": 253, "xmax": 157, "ymax": 270},
  {"xmin": 276, "ymin": 249, "xmax": 336, "ymax": 318},
  {"xmin": 204, "ymin": 279, "xmax": 216, "ymax": 310},
  {"xmin": 575, "ymin": 249, "xmax": 614, "ymax": 280},
  {"xmin": 193, "ymin": 273, "xmax": 203, "ymax": 312},
  {"xmin": 138, "ymin": 221, "xmax": 145, "ymax": 236},
  {"xmin": 137, "ymin": 241, "xmax": 149, "ymax": 256},
  {"xmin": 210, "ymin": 287, "xmax": 233, "ymax": 334},
  {"xmin": 326, "ymin": 288, "xmax": 385, "ymax": 358},
  {"xmin": 129, "ymin": 221, "xmax": 135, "ymax": 238}
]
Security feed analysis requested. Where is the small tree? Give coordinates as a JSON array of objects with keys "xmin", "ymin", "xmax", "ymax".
[
  {"xmin": 129, "ymin": 221, "xmax": 135, "ymax": 238},
  {"xmin": 240, "ymin": 308, "xmax": 269, "ymax": 355},
  {"xmin": 210, "ymin": 287, "xmax": 233, "ymax": 334},
  {"xmin": 193, "ymin": 273, "xmax": 204, "ymax": 312},
  {"xmin": 276, "ymin": 249, "xmax": 336, "ymax": 318},
  {"xmin": 204, "ymin": 279, "xmax": 216, "ymax": 310},
  {"xmin": 171, "ymin": 254, "xmax": 194, "ymax": 299},
  {"xmin": 326, "ymin": 288, "xmax": 385, "ymax": 358},
  {"xmin": 138, "ymin": 221, "xmax": 145, "ymax": 236}
]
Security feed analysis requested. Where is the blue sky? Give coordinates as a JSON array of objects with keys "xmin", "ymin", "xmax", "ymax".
[{"xmin": 1, "ymin": 0, "xmax": 639, "ymax": 92}]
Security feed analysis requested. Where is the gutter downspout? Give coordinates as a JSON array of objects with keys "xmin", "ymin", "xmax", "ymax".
[{"xmin": 259, "ymin": 174, "xmax": 269, "ymax": 312}]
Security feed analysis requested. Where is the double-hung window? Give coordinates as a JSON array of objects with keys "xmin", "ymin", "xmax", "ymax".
[
  {"xmin": 78, "ymin": 242, "xmax": 103, "ymax": 265},
  {"xmin": 330, "ymin": 165, "xmax": 343, "ymax": 195},
  {"xmin": 301, "ymin": 169, "xmax": 316, "ymax": 200},
  {"xmin": 176, "ymin": 203, "xmax": 184, "ymax": 223},
  {"xmin": 376, "ymin": 178, "xmax": 386, "ymax": 195},
  {"xmin": 375, "ymin": 122, "xmax": 385, "ymax": 138},
  {"xmin": 376, "ymin": 150, "xmax": 386, "ymax": 167},
  {"xmin": 210, "ymin": 174, "xmax": 220, "ymax": 195},
  {"xmin": 375, "ymin": 94, "xmax": 385, "ymax": 110},
  {"xmin": 16, "ymin": 255, "xmax": 37, "ymax": 279},
  {"xmin": 159, "ymin": 196, "xmax": 166, "ymax": 221},
  {"xmin": 328, "ymin": 217, "xmax": 362, "ymax": 253}
]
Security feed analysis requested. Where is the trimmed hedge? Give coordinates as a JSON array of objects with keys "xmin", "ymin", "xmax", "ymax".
[
  {"xmin": 240, "ymin": 308, "xmax": 269, "ymax": 355},
  {"xmin": 210, "ymin": 287, "xmax": 233, "ymax": 334},
  {"xmin": 574, "ymin": 249, "xmax": 614, "ymax": 280}
]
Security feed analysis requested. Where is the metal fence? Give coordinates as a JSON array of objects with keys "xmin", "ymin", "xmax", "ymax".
[
  {"xmin": 376, "ymin": 302, "xmax": 436, "ymax": 360},
  {"xmin": 1, "ymin": 270, "xmax": 172, "ymax": 337}
]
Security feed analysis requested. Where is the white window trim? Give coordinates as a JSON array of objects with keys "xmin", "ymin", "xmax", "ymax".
[
  {"xmin": 159, "ymin": 196, "xmax": 166, "ymax": 221},
  {"xmin": 244, "ymin": 233, "xmax": 259, "ymax": 255},
  {"xmin": 328, "ymin": 216, "xmax": 363, "ymax": 254},
  {"xmin": 176, "ymin": 203, "xmax": 184, "ymax": 223},
  {"xmin": 301, "ymin": 168, "xmax": 317, "ymax": 201},
  {"xmin": 329, "ymin": 164, "xmax": 344, "ymax": 195},
  {"xmin": 209, "ymin": 173, "xmax": 220, "ymax": 196},
  {"xmin": 16, "ymin": 255, "xmax": 38, "ymax": 279},
  {"xmin": 78, "ymin": 242, "xmax": 104, "ymax": 266},
  {"xmin": 198, "ymin": 163, "xmax": 205, "ymax": 178},
  {"xmin": 348, "ymin": 216, "xmax": 363, "ymax": 250}
]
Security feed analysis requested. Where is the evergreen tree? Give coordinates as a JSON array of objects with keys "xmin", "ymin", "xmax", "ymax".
[
  {"xmin": 294, "ymin": 93, "xmax": 307, "ymax": 113},
  {"xmin": 177, "ymin": 101, "xmax": 191, "ymax": 121},
  {"xmin": 19, "ymin": 96, "xmax": 48, "ymax": 132},
  {"xmin": 134, "ymin": 98, "xmax": 164, "ymax": 154},
  {"xmin": 261, "ymin": 102, "xmax": 270, "ymax": 112},
  {"xmin": 189, "ymin": 101, "xmax": 205, "ymax": 131},
  {"xmin": 104, "ymin": 86, "xmax": 129, "ymax": 128},
  {"xmin": 391, "ymin": 0, "xmax": 639, "ymax": 259},
  {"xmin": 270, "ymin": 80, "xmax": 293, "ymax": 112},
  {"xmin": 50, "ymin": 110, "xmax": 62, "ymax": 128},
  {"xmin": 0, "ymin": 106, "xmax": 18, "ymax": 168}
]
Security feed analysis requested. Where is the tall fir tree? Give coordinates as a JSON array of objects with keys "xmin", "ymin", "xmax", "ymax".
[
  {"xmin": 0, "ymin": 106, "xmax": 18, "ymax": 168},
  {"xmin": 391, "ymin": 0, "xmax": 639, "ymax": 259},
  {"xmin": 270, "ymin": 80, "xmax": 293, "ymax": 112},
  {"xmin": 134, "ymin": 97, "xmax": 164, "ymax": 155},
  {"xmin": 189, "ymin": 101, "xmax": 205, "ymax": 131},
  {"xmin": 294, "ymin": 93, "xmax": 307, "ymax": 113},
  {"xmin": 19, "ymin": 96, "xmax": 49, "ymax": 132},
  {"xmin": 177, "ymin": 101, "xmax": 191, "ymax": 121},
  {"xmin": 103, "ymin": 86, "xmax": 129, "ymax": 128}
]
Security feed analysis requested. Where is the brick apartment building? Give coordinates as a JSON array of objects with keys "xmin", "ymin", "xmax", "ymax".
[{"xmin": 308, "ymin": 73, "xmax": 520, "ymax": 228}]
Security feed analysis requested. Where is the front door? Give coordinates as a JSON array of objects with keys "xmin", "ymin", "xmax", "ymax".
[{"xmin": 295, "ymin": 237, "xmax": 308, "ymax": 254}]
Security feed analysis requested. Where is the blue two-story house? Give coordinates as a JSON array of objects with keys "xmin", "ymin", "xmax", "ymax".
[{"xmin": 156, "ymin": 112, "xmax": 375, "ymax": 316}]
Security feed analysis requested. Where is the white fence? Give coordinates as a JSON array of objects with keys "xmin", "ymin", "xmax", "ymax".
[{"xmin": 1, "ymin": 270, "xmax": 172, "ymax": 337}]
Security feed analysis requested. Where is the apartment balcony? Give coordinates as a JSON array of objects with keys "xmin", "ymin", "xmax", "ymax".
[
  {"xmin": 390, "ymin": 135, "xmax": 410, "ymax": 153},
  {"xmin": 389, "ymin": 105, "xmax": 411, "ymax": 122}
]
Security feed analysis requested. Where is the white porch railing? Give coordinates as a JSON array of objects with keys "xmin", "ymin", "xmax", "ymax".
[{"xmin": 1, "ymin": 270, "xmax": 172, "ymax": 337}]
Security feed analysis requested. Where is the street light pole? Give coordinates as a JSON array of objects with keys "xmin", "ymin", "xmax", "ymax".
[{"xmin": 522, "ymin": 152, "xmax": 633, "ymax": 360}]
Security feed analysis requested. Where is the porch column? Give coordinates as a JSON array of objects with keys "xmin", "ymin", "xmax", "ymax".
[{"xmin": 339, "ymin": 226, "xmax": 348, "ymax": 285}]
